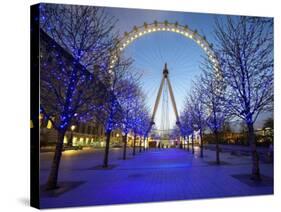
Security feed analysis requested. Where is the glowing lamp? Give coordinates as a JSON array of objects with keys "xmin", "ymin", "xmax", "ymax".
[{"xmin": 71, "ymin": 125, "xmax": 76, "ymax": 131}]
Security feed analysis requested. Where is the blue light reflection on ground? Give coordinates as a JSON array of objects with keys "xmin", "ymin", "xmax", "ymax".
[{"xmin": 40, "ymin": 148, "xmax": 273, "ymax": 208}]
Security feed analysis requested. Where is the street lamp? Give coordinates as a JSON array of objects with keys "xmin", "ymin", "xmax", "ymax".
[
  {"xmin": 71, "ymin": 125, "xmax": 76, "ymax": 131},
  {"xmin": 69, "ymin": 125, "xmax": 76, "ymax": 147}
]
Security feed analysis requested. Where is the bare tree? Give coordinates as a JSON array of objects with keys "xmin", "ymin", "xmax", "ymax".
[
  {"xmin": 138, "ymin": 109, "xmax": 151, "ymax": 151},
  {"xmin": 180, "ymin": 108, "xmax": 193, "ymax": 151},
  {"xmin": 95, "ymin": 56, "xmax": 133, "ymax": 167},
  {"xmin": 170, "ymin": 125, "xmax": 181, "ymax": 147},
  {"xmin": 130, "ymin": 99, "xmax": 143, "ymax": 155},
  {"xmin": 263, "ymin": 117, "xmax": 273, "ymax": 130},
  {"xmin": 215, "ymin": 16, "xmax": 273, "ymax": 179},
  {"xmin": 119, "ymin": 77, "xmax": 143, "ymax": 160},
  {"xmin": 193, "ymin": 64, "xmax": 229, "ymax": 164},
  {"xmin": 39, "ymin": 4, "xmax": 117, "ymax": 189},
  {"xmin": 184, "ymin": 94, "xmax": 206, "ymax": 156},
  {"xmin": 129, "ymin": 91, "xmax": 149, "ymax": 155}
]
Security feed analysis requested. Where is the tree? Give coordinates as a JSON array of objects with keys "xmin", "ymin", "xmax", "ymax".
[
  {"xmin": 138, "ymin": 108, "xmax": 151, "ymax": 152},
  {"xmin": 170, "ymin": 125, "xmax": 181, "ymax": 147},
  {"xmin": 263, "ymin": 118, "xmax": 273, "ymax": 129},
  {"xmin": 95, "ymin": 57, "xmax": 133, "ymax": 167},
  {"xmin": 119, "ymin": 78, "xmax": 142, "ymax": 160},
  {"xmin": 130, "ymin": 102, "xmax": 142, "ymax": 155},
  {"xmin": 185, "ymin": 92, "xmax": 206, "ymax": 157},
  {"xmin": 130, "ymin": 93, "xmax": 149, "ymax": 155},
  {"xmin": 215, "ymin": 16, "xmax": 273, "ymax": 179},
  {"xmin": 222, "ymin": 121, "xmax": 232, "ymax": 144},
  {"xmin": 223, "ymin": 121, "xmax": 232, "ymax": 134},
  {"xmin": 39, "ymin": 4, "xmax": 116, "ymax": 189},
  {"xmin": 193, "ymin": 66, "xmax": 229, "ymax": 164},
  {"xmin": 179, "ymin": 108, "xmax": 193, "ymax": 151}
]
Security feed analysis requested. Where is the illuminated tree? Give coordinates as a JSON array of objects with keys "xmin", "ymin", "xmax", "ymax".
[
  {"xmin": 215, "ymin": 16, "xmax": 273, "ymax": 179},
  {"xmin": 118, "ymin": 78, "xmax": 142, "ymax": 160},
  {"xmin": 180, "ymin": 108, "xmax": 193, "ymax": 151},
  {"xmin": 193, "ymin": 67, "xmax": 229, "ymax": 164},
  {"xmin": 170, "ymin": 125, "xmax": 181, "ymax": 146},
  {"xmin": 39, "ymin": 3, "xmax": 117, "ymax": 189},
  {"xmin": 185, "ymin": 92, "xmax": 207, "ymax": 156},
  {"xmin": 129, "ymin": 92, "xmax": 149, "ymax": 155},
  {"xmin": 94, "ymin": 56, "xmax": 133, "ymax": 167},
  {"xmin": 140, "ymin": 111, "xmax": 151, "ymax": 151}
]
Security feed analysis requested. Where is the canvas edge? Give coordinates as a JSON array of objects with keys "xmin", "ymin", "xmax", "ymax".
[{"xmin": 30, "ymin": 3, "xmax": 40, "ymax": 209}]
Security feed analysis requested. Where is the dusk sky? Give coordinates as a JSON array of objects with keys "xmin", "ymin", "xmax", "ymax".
[{"xmin": 104, "ymin": 6, "xmax": 272, "ymax": 130}]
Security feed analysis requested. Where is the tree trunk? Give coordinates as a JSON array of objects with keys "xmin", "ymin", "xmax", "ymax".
[
  {"xmin": 133, "ymin": 134, "xmax": 137, "ymax": 155},
  {"xmin": 180, "ymin": 139, "xmax": 183, "ymax": 149},
  {"xmin": 143, "ymin": 137, "xmax": 147, "ymax": 151},
  {"xmin": 200, "ymin": 130, "xmax": 203, "ymax": 158},
  {"xmin": 103, "ymin": 130, "xmax": 111, "ymax": 168},
  {"xmin": 191, "ymin": 133, "xmax": 194, "ymax": 154},
  {"xmin": 215, "ymin": 130, "xmax": 220, "ymax": 165},
  {"xmin": 122, "ymin": 133, "xmax": 128, "ymax": 160},
  {"xmin": 139, "ymin": 137, "xmax": 142, "ymax": 152},
  {"xmin": 46, "ymin": 130, "xmax": 66, "ymax": 190},
  {"xmin": 146, "ymin": 137, "xmax": 148, "ymax": 151},
  {"xmin": 187, "ymin": 135, "xmax": 190, "ymax": 151},
  {"xmin": 248, "ymin": 123, "xmax": 261, "ymax": 180},
  {"xmin": 143, "ymin": 137, "xmax": 146, "ymax": 151}
]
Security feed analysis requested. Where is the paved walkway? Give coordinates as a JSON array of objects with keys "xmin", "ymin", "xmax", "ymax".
[{"xmin": 40, "ymin": 147, "xmax": 273, "ymax": 208}]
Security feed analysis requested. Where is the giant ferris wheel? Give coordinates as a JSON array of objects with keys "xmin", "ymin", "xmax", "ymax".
[{"xmin": 109, "ymin": 21, "xmax": 222, "ymax": 142}]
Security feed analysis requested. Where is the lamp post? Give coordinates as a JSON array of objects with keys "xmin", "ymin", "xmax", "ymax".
[{"xmin": 69, "ymin": 125, "xmax": 76, "ymax": 147}]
